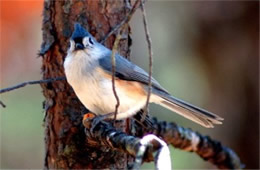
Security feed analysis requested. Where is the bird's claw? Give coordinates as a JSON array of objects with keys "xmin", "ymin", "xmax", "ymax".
[
  {"xmin": 82, "ymin": 112, "xmax": 111, "ymax": 135},
  {"xmin": 90, "ymin": 115, "xmax": 108, "ymax": 134}
]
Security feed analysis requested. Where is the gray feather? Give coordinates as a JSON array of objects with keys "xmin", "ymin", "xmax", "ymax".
[
  {"xmin": 98, "ymin": 52, "xmax": 168, "ymax": 92},
  {"xmin": 153, "ymin": 89, "xmax": 223, "ymax": 128}
]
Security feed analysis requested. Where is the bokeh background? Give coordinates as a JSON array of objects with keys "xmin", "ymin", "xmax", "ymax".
[{"xmin": 0, "ymin": 1, "xmax": 259, "ymax": 169}]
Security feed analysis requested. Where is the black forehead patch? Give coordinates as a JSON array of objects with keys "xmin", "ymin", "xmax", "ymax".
[{"xmin": 73, "ymin": 37, "xmax": 83, "ymax": 44}]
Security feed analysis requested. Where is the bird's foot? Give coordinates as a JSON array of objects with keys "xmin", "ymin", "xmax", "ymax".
[
  {"xmin": 82, "ymin": 112, "xmax": 115, "ymax": 135},
  {"xmin": 90, "ymin": 115, "xmax": 107, "ymax": 134}
]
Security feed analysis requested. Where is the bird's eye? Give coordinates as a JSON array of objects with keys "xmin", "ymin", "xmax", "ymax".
[
  {"xmin": 89, "ymin": 37, "xmax": 94, "ymax": 45},
  {"xmin": 83, "ymin": 37, "xmax": 94, "ymax": 47}
]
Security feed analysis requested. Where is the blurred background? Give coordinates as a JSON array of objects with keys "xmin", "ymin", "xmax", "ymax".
[{"xmin": 0, "ymin": 0, "xmax": 259, "ymax": 169}]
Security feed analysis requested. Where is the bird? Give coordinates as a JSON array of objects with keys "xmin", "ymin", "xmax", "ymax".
[{"xmin": 64, "ymin": 23, "xmax": 223, "ymax": 128}]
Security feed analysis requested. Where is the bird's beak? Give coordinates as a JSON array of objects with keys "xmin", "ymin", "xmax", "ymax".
[{"xmin": 75, "ymin": 43, "xmax": 84, "ymax": 50}]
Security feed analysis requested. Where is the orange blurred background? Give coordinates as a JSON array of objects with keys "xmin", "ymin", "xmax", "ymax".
[
  {"xmin": 1, "ymin": 0, "xmax": 42, "ymax": 84},
  {"xmin": 1, "ymin": 0, "xmax": 44, "ymax": 168}
]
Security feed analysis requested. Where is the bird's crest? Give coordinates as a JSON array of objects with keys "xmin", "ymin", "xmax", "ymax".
[{"xmin": 71, "ymin": 23, "xmax": 90, "ymax": 39}]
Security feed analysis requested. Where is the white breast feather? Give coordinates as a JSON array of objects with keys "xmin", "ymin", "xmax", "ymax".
[{"xmin": 64, "ymin": 49, "xmax": 147, "ymax": 119}]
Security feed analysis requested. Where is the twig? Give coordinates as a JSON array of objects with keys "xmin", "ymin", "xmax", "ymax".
[
  {"xmin": 109, "ymin": 0, "xmax": 142, "ymax": 122},
  {"xmin": 100, "ymin": 0, "xmax": 141, "ymax": 44},
  {"xmin": 111, "ymin": 33, "xmax": 121, "ymax": 122},
  {"xmin": 0, "ymin": 77, "xmax": 66, "ymax": 94},
  {"xmin": 0, "ymin": 100, "xmax": 6, "ymax": 108},
  {"xmin": 140, "ymin": 0, "xmax": 153, "ymax": 121}
]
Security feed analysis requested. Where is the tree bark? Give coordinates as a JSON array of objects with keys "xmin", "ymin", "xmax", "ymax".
[{"xmin": 40, "ymin": 0, "xmax": 132, "ymax": 169}]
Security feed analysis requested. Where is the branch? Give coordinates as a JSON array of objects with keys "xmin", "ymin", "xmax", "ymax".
[
  {"xmin": 83, "ymin": 117, "xmax": 171, "ymax": 170},
  {"xmin": 133, "ymin": 113, "xmax": 245, "ymax": 169},
  {"xmin": 140, "ymin": 0, "xmax": 153, "ymax": 121},
  {"xmin": 0, "ymin": 100, "xmax": 6, "ymax": 108},
  {"xmin": 83, "ymin": 114, "xmax": 243, "ymax": 169},
  {"xmin": 0, "ymin": 77, "xmax": 66, "ymax": 108},
  {"xmin": 0, "ymin": 77, "xmax": 66, "ymax": 94}
]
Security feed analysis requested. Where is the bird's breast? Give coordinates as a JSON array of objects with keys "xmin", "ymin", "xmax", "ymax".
[{"xmin": 64, "ymin": 56, "xmax": 148, "ymax": 117}]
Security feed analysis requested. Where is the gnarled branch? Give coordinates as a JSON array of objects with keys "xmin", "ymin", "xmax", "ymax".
[
  {"xmin": 83, "ymin": 117, "xmax": 171, "ymax": 170},
  {"xmin": 134, "ymin": 113, "xmax": 244, "ymax": 169},
  {"xmin": 83, "ymin": 112, "xmax": 244, "ymax": 169}
]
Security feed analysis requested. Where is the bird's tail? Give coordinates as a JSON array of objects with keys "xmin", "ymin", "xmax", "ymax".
[{"xmin": 154, "ymin": 92, "xmax": 223, "ymax": 128}]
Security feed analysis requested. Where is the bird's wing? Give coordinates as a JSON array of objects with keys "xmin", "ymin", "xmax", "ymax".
[
  {"xmin": 98, "ymin": 52, "xmax": 169, "ymax": 94},
  {"xmin": 98, "ymin": 51, "xmax": 224, "ymax": 128}
]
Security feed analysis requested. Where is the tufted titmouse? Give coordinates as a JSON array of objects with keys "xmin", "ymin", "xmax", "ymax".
[{"xmin": 64, "ymin": 23, "xmax": 223, "ymax": 128}]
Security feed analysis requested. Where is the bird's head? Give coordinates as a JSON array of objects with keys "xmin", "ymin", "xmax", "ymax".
[{"xmin": 68, "ymin": 23, "xmax": 96, "ymax": 53}]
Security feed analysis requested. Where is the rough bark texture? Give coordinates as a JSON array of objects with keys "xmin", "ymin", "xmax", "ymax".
[{"xmin": 40, "ymin": 0, "xmax": 132, "ymax": 169}]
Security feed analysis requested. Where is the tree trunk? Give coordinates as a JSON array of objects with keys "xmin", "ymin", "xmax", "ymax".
[{"xmin": 40, "ymin": 0, "xmax": 132, "ymax": 169}]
